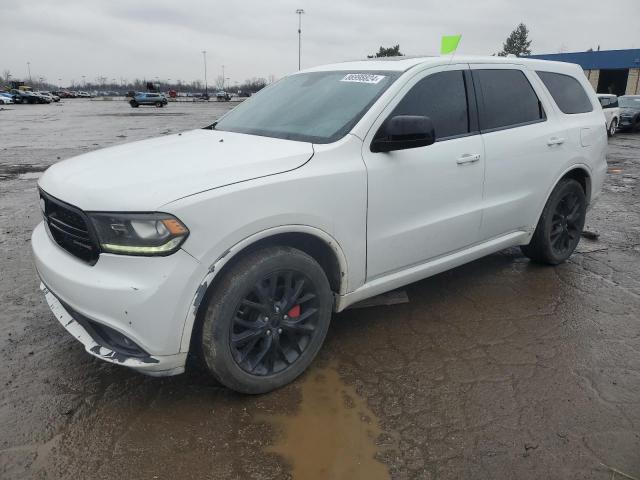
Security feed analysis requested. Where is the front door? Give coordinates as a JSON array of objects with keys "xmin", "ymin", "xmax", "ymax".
[{"xmin": 362, "ymin": 66, "xmax": 485, "ymax": 280}]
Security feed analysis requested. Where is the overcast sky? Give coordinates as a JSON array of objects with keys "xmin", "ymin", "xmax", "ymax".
[{"xmin": 2, "ymin": 0, "xmax": 639, "ymax": 87}]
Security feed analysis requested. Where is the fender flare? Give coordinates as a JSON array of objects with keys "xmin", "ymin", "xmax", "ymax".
[{"xmin": 178, "ymin": 225, "xmax": 349, "ymax": 352}]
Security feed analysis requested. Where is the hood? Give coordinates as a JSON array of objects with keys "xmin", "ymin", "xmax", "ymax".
[{"xmin": 38, "ymin": 129, "xmax": 314, "ymax": 211}]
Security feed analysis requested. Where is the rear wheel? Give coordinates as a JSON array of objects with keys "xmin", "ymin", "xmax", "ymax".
[
  {"xmin": 608, "ymin": 118, "xmax": 617, "ymax": 137},
  {"xmin": 521, "ymin": 179, "xmax": 586, "ymax": 265},
  {"xmin": 129, "ymin": 100, "xmax": 139, "ymax": 108},
  {"xmin": 155, "ymin": 101, "xmax": 163, "ymax": 107},
  {"xmin": 200, "ymin": 246, "xmax": 333, "ymax": 394}
]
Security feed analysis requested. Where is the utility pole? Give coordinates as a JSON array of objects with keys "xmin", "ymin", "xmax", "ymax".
[
  {"xmin": 296, "ymin": 9, "xmax": 305, "ymax": 70},
  {"xmin": 27, "ymin": 62, "xmax": 32, "ymax": 83},
  {"xmin": 202, "ymin": 50, "xmax": 208, "ymax": 98}
]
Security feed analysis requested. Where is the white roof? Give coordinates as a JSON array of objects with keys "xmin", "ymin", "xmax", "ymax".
[{"xmin": 301, "ymin": 55, "xmax": 581, "ymax": 74}]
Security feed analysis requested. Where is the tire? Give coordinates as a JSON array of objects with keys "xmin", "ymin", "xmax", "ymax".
[
  {"xmin": 521, "ymin": 178, "xmax": 586, "ymax": 265},
  {"xmin": 130, "ymin": 100, "xmax": 138, "ymax": 108},
  {"xmin": 200, "ymin": 246, "xmax": 333, "ymax": 394},
  {"xmin": 608, "ymin": 118, "xmax": 617, "ymax": 137},
  {"xmin": 155, "ymin": 101, "xmax": 163, "ymax": 107}
]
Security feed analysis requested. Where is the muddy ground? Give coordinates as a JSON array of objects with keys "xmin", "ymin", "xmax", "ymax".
[{"xmin": 1, "ymin": 99, "xmax": 639, "ymax": 479}]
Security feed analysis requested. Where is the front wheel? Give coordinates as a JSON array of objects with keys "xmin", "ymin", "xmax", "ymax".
[
  {"xmin": 200, "ymin": 246, "xmax": 333, "ymax": 394},
  {"xmin": 155, "ymin": 101, "xmax": 163, "ymax": 107},
  {"xmin": 129, "ymin": 100, "xmax": 139, "ymax": 108},
  {"xmin": 521, "ymin": 178, "xmax": 586, "ymax": 265},
  {"xmin": 608, "ymin": 119, "xmax": 617, "ymax": 137}
]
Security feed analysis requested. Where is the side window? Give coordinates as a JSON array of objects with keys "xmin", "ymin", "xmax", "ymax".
[
  {"xmin": 474, "ymin": 69, "xmax": 545, "ymax": 131},
  {"xmin": 389, "ymin": 70, "xmax": 470, "ymax": 140},
  {"xmin": 536, "ymin": 71, "xmax": 593, "ymax": 114},
  {"xmin": 599, "ymin": 97, "xmax": 609, "ymax": 108},
  {"xmin": 610, "ymin": 98, "xmax": 619, "ymax": 108}
]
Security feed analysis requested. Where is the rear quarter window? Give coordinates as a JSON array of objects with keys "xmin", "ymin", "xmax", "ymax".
[{"xmin": 537, "ymin": 71, "xmax": 593, "ymax": 114}]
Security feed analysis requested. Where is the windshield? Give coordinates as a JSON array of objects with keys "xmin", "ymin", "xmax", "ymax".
[
  {"xmin": 619, "ymin": 97, "xmax": 640, "ymax": 109},
  {"xmin": 214, "ymin": 71, "xmax": 399, "ymax": 143}
]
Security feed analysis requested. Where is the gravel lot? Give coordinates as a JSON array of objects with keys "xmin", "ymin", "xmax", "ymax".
[{"xmin": 1, "ymin": 99, "xmax": 639, "ymax": 480}]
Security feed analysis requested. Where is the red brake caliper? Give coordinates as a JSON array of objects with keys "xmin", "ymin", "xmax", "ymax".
[{"xmin": 287, "ymin": 304, "xmax": 301, "ymax": 318}]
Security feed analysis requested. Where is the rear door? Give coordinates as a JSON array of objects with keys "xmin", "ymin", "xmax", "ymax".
[
  {"xmin": 362, "ymin": 65, "xmax": 485, "ymax": 280},
  {"xmin": 470, "ymin": 65, "xmax": 566, "ymax": 239}
]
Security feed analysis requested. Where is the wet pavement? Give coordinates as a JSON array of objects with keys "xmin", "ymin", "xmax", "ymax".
[{"xmin": 1, "ymin": 99, "xmax": 639, "ymax": 479}]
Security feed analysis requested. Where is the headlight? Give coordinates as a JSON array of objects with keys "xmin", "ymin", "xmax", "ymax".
[{"xmin": 88, "ymin": 212, "xmax": 189, "ymax": 256}]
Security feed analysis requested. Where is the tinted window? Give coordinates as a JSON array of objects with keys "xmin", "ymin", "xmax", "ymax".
[
  {"xmin": 474, "ymin": 69, "xmax": 545, "ymax": 131},
  {"xmin": 389, "ymin": 70, "xmax": 470, "ymax": 140},
  {"xmin": 537, "ymin": 71, "xmax": 593, "ymax": 114},
  {"xmin": 598, "ymin": 97, "xmax": 610, "ymax": 108}
]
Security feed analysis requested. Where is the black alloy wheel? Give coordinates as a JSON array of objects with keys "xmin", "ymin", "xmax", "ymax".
[
  {"xmin": 549, "ymin": 190, "xmax": 582, "ymax": 257},
  {"xmin": 521, "ymin": 178, "xmax": 586, "ymax": 265},
  {"xmin": 199, "ymin": 246, "xmax": 332, "ymax": 394},
  {"xmin": 230, "ymin": 270, "xmax": 319, "ymax": 376}
]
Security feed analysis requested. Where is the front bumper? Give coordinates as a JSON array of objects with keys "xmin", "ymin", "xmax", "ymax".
[
  {"xmin": 618, "ymin": 117, "xmax": 634, "ymax": 128},
  {"xmin": 32, "ymin": 221, "xmax": 208, "ymax": 376},
  {"xmin": 41, "ymin": 283, "xmax": 185, "ymax": 376}
]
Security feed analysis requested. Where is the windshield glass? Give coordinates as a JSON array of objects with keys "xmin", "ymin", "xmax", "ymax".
[
  {"xmin": 214, "ymin": 71, "xmax": 399, "ymax": 143},
  {"xmin": 619, "ymin": 97, "xmax": 640, "ymax": 108}
]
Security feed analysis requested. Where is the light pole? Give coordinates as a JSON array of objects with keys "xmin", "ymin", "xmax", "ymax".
[
  {"xmin": 82, "ymin": 75, "xmax": 86, "ymax": 87},
  {"xmin": 295, "ymin": 9, "xmax": 305, "ymax": 70},
  {"xmin": 202, "ymin": 50, "xmax": 208, "ymax": 98},
  {"xmin": 27, "ymin": 62, "xmax": 32, "ymax": 83},
  {"xmin": 221, "ymin": 65, "xmax": 225, "ymax": 91}
]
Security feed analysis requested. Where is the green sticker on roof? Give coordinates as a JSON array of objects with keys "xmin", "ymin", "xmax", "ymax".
[{"xmin": 341, "ymin": 74, "xmax": 386, "ymax": 84}]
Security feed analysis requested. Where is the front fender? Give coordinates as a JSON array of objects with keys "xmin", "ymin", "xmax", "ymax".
[{"xmin": 177, "ymin": 225, "xmax": 348, "ymax": 353}]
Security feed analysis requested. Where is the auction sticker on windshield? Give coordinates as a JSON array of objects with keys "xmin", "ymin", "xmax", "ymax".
[{"xmin": 341, "ymin": 73, "xmax": 386, "ymax": 84}]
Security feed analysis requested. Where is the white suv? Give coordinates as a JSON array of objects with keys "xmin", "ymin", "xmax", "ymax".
[
  {"xmin": 597, "ymin": 93, "xmax": 620, "ymax": 136},
  {"xmin": 33, "ymin": 56, "xmax": 607, "ymax": 393}
]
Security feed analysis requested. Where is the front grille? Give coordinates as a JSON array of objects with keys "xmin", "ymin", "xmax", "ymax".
[{"xmin": 40, "ymin": 189, "xmax": 100, "ymax": 264}]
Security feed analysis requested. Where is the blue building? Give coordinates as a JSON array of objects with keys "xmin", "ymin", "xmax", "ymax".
[{"xmin": 528, "ymin": 49, "xmax": 640, "ymax": 96}]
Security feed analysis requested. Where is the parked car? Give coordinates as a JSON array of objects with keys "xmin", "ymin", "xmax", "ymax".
[
  {"xmin": 0, "ymin": 92, "xmax": 14, "ymax": 104},
  {"xmin": 129, "ymin": 92, "xmax": 168, "ymax": 108},
  {"xmin": 31, "ymin": 92, "xmax": 52, "ymax": 104},
  {"xmin": 597, "ymin": 94, "xmax": 620, "ymax": 136},
  {"xmin": 33, "ymin": 56, "xmax": 606, "ymax": 394},
  {"xmin": 216, "ymin": 90, "xmax": 231, "ymax": 101},
  {"xmin": 10, "ymin": 89, "xmax": 39, "ymax": 104},
  {"xmin": 617, "ymin": 95, "xmax": 640, "ymax": 132},
  {"xmin": 76, "ymin": 91, "xmax": 92, "ymax": 98},
  {"xmin": 38, "ymin": 91, "xmax": 60, "ymax": 102}
]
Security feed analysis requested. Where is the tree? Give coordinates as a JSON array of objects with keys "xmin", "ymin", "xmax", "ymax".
[
  {"xmin": 497, "ymin": 23, "xmax": 532, "ymax": 57},
  {"xmin": 367, "ymin": 45, "xmax": 403, "ymax": 58}
]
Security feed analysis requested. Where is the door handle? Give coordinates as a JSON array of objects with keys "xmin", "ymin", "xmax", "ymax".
[
  {"xmin": 547, "ymin": 137, "xmax": 565, "ymax": 146},
  {"xmin": 456, "ymin": 153, "xmax": 481, "ymax": 165}
]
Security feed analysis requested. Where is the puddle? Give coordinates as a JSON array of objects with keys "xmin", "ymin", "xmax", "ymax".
[
  {"xmin": 89, "ymin": 112, "xmax": 187, "ymax": 117},
  {"xmin": 0, "ymin": 163, "xmax": 48, "ymax": 181},
  {"xmin": 261, "ymin": 365, "xmax": 389, "ymax": 480},
  {"xmin": 18, "ymin": 171, "xmax": 42, "ymax": 180}
]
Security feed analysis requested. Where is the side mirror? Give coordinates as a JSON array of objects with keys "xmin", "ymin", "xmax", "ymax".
[{"xmin": 371, "ymin": 115, "xmax": 436, "ymax": 153}]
